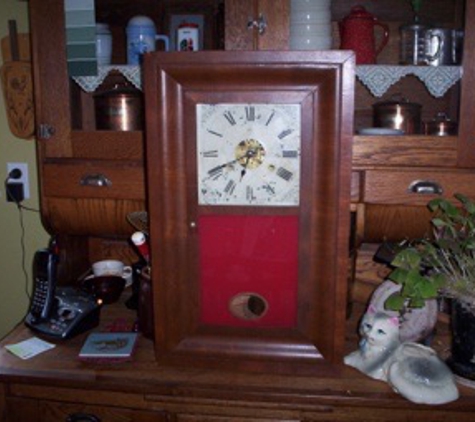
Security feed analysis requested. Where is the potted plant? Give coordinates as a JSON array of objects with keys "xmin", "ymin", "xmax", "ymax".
[{"xmin": 385, "ymin": 193, "xmax": 475, "ymax": 380}]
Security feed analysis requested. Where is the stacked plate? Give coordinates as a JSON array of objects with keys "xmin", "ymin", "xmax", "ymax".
[{"xmin": 290, "ymin": 0, "xmax": 332, "ymax": 50}]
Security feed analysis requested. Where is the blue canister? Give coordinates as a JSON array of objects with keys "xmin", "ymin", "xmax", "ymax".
[{"xmin": 126, "ymin": 15, "xmax": 169, "ymax": 65}]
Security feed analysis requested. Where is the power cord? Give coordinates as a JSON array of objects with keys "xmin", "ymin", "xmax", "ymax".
[{"xmin": 4, "ymin": 174, "xmax": 40, "ymax": 300}]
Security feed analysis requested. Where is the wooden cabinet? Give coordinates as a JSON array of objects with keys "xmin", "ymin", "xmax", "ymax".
[
  {"xmin": 363, "ymin": 169, "xmax": 475, "ymax": 205},
  {"xmin": 457, "ymin": 0, "xmax": 475, "ymax": 167},
  {"xmin": 6, "ymin": 396, "xmax": 168, "ymax": 422},
  {"xmin": 224, "ymin": 0, "xmax": 290, "ymax": 50},
  {"xmin": 347, "ymin": 0, "xmax": 475, "ymax": 241},
  {"xmin": 27, "ymin": 0, "xmax": 475, "ymax": 272},
  {"xmin": 334, "ymin": 1, "xmax": 475, "ymax": 240},
  {"xmin": 2, "ymin": 303, "xmax": 475, "ymax": 421},
  {"xmin": 16, "ymin": 0, "xmax": 475, "ymax": 417},
  {"xmin": 176, "ymin": 416, "xmax": 299, "ymax": 422}
]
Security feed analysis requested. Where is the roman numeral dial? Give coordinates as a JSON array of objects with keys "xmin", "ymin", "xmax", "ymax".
[{"xmin": 197, "ymin": 103, "xmax": 301, "ymax": 206}]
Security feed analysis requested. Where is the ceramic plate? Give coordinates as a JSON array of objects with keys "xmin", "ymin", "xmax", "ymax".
[{"xmin": 358, "ymin": 127, "xmax": 405, "ymax": 136}]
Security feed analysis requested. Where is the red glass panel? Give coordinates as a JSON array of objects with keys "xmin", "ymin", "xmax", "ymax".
[{"xmin": 199, "ymin": 214, "xmax": 299, "ymax": 328}]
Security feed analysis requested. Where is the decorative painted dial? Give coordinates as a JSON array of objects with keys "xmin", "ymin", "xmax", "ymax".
[{"xmin": 197, "ymin": 103, "xmax": 301, "ymax": 206}]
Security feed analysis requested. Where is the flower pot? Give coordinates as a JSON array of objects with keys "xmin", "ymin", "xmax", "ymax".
[{"xmin": 448, "ymin": 300, "xmax": 475, "ymax": 380}]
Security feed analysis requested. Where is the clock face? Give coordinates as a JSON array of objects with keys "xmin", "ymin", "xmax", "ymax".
[{"xmin": 196, "ymin": 103, "xmax": 301, "ymax": 206}]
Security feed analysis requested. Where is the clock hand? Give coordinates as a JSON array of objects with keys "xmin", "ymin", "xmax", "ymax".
[
  {"xmin": 240, "ymin": 156, "xmax": 251, "ymax": 181},
  {"xmin": 207, "ymin": 149, "xmax": 257, "ymax": 178},
  {"xmin": 240, "ymin": 148, "xmax": 260, "ymax": 180},
  {"xmin": 207, "ymin": 154, "xmax": 245, "ymax": 177}
]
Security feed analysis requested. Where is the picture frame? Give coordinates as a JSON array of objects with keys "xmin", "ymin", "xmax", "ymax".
[{"xmin": 168, "ymin": 14, "xmax": 205, "ymax": 51}]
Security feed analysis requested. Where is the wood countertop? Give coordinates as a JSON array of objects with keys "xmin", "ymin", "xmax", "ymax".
[{"xmin": 1, "ymin": 289, "xmax": 475, "ymax": 419}]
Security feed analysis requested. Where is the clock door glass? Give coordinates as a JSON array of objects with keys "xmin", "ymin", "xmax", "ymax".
[
  {"xmin": 199, "ymin": 214, "xmax": 299, "ymax": 328},
  {"xmin": 197, "ymin": 104, "xmax": 301, "ymax": 206}
]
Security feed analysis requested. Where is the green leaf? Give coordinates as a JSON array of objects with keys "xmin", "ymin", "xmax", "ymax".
[
  {"xmin": 385, "ymin": 293, "xmax": 406, "ymax": 311},
  {"xmin": 428, "ymin": 198, "xmax": 446, "ymax": 211},
  {"xmin": 409, "ymin": 297, "xmax": 426, "ymax": 308},
  {"xmin": 388, "ymin": 267, "xmax": 409, "ymax": 284},
  {"xmin": 391, "ymin": 248, "xmax": 421, "ymax": 269},
  {"xmin": 432, "ymin": 218, "xmax": 447, "ymax": 228},
  {"xmin": 429, "ymin": 198, "xmax": 459, "ymax": 219},
  {"xmin": 418, "ymin": 279, "xmax": 438, "ymax": 299},
  {"xmin": 455, "ymin": 193, "xmax": 475, "ymax": 214}
]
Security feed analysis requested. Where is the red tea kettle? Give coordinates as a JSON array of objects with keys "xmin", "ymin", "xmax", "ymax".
[{"xmin": 339, "ymin": 5, "xmax": 389, "ymax": 64}]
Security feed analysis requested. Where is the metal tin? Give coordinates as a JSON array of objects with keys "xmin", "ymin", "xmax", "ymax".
[
  {"xmin": 399, "ymin": 23, "xmax": 431, "ymax": 65},
  {"xmin": 94, "ymin": 85, "xmax": 143, "ymax": 131},
  {"xmin": 372, "ymin": 97, "xmax": 422, "ymax": 135},
  {"xmin": 177, "ymin": 22, "xmax": 199, "ymax": 51},
  {"xmin": 424, "ymin": 112, "xmax": 458, "ymax": 136}
]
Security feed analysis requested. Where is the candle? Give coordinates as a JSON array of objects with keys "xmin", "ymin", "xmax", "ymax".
[{"xmin": 131, "ymin": 231, "xmax": 150, "ymax": 264}]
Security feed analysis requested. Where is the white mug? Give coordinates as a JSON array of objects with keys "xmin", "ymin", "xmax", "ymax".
[
  {"xmin": 126, "ymin": 15, "xmax": 169, "ymax": 65},
  {"xmin": 92, "ymin": 259, "xmax": 133, "ymax": 287},
  {"xmin": 96, "ymin": 23, "xmax": 112, "ymax": 65}
]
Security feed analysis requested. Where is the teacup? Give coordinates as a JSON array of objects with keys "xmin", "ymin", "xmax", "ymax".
[{"xmin": 92, "ymin": 259, "xmax": 133, "ymax": 287}]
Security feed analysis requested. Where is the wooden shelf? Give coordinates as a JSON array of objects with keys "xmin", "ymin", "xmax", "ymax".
[
  {"xmin": 352, "ymin": 135, "xmax": 458, "ymax": 168},
  {"xmin": 71, "ymin": 131, "xmax": 144, "ymax": 161}
]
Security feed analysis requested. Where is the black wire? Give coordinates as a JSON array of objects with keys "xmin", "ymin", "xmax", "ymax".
[
  {"xmin": 2, "ymin": 176, "xmax": 45, "ymax": 336},
  {"xmin": 4, "ymin": 176, "xmax": 40, "ymax": 300},
  {"xmin": 17, "ymin": 205, "xmax": 31, "ymax": 300}
]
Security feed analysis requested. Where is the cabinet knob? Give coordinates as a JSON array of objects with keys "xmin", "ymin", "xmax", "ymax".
[
  {"xmin": 66, "ymin": 413, "xmax": 101, "ymax": 422},
  {"xmin": 247, "ymin": 14, "xmax": 267, "ymax": 35},
  {"xmin": 407, "ymin": 180, "xmax": 443, "ymax": 195},
  {"xmin": 80, "ymin": 173, "xmax": 112, "ymax": 187}
]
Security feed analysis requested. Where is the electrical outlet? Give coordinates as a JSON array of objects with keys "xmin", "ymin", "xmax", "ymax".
[{"xmin": 6, "ymin": 162, "xmax": 30, "ymax": 200}]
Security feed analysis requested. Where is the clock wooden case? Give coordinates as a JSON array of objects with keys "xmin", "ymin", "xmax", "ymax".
[{"xmin": 144, "ymin": 51, "xmax": 355, "ymax": 367}]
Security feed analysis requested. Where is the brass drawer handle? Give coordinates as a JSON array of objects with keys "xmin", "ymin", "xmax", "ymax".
[
  {"xmin": 408, "ymin": 180, "xmax": 443, "ymax": 195},
  {"xmin": 80, "ymin": 173, "xmax": 112, "ymax": 187}
]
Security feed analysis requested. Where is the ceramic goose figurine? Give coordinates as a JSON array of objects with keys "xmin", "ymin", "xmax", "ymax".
[{"xmin": 344, "ymin": 306, "xmax": 459, "ymax": 405}]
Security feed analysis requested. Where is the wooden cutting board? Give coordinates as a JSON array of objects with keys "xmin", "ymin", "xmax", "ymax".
[
  {"xmin": 0, "ymin": 20, "xmax": 35, "ymax": 139},
  {"xmin": 1, "ymin": 33, "xmax": 30, "ymax": 61}
]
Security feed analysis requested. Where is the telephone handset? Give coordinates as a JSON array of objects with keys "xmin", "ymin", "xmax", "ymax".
[
  {"xmin": 25, "ymin": 240, "xmax": 102, "ymax": 339},
  {"xmin": 29, "ymin": 248, "xmax": 58, "ymax": 323}
]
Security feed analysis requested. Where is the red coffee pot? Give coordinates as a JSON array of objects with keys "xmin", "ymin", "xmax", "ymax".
[{"xmin": 339, "ymin": 5, "xmax": 389, "ymax": 64}]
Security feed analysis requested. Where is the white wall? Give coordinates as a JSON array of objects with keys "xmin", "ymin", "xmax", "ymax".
[{"xmin": 0, "ymin": 0, "xmax": 49, "ymax": 339}]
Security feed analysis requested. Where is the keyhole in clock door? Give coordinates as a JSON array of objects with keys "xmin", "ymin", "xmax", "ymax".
[{"xmin": 228, "ymin": 292, "xmax": 269, "ymax": 320}]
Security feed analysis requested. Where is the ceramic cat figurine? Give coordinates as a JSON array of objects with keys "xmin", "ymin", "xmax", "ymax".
[{"xmin": 345, "ymin": 306, "xmax": 459, "ymax": 404}]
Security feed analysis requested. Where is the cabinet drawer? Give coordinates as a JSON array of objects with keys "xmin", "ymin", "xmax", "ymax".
[
  {"xmin": 363, "ymin": 170, "xmax": 475, "ymax": 205},
  {"xmin": 41, "ymin": 400, "xmax": 168, "ymax": 422},
  {"xmin": 42, "ymin": 161, "xmax": 145, "ymax": 200},
  {"xmin": 7, "ymin": 393, "xmax": 168, "ymax": 422},
  {"xmin": 177, "ymin": 415, "xmax": 299, "ymax": 422}
]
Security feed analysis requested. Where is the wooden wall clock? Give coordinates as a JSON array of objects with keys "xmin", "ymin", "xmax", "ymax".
[{"xmin": 144, "ymin": 51, "xmax": 355, "ymax": 368}]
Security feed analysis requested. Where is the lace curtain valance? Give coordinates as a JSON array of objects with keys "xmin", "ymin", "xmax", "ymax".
[{"xmin": 72, "ymin": 65, "xmax": 463, "ymax": 98}]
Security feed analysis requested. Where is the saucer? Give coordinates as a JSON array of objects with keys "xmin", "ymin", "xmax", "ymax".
[{"xmin": 358, "ymin": 127, "xmax": 405, "ymax": 136}]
